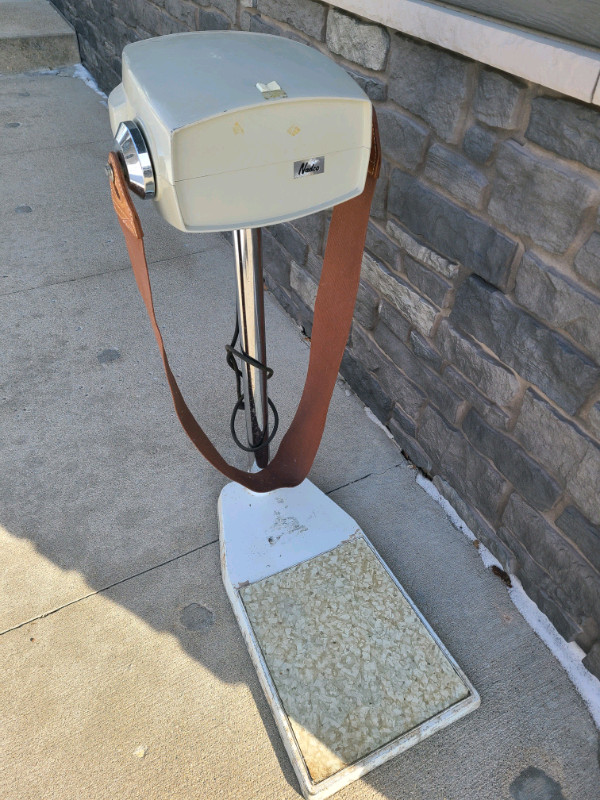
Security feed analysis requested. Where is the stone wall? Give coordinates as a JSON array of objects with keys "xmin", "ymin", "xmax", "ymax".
[{"xmin": 52, "ymin": 0, "xmax": 600, "ymax": 678}]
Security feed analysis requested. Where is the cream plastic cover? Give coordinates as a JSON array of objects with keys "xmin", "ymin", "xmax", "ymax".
[{"xmin": 108, "ymin": 32, "xmax": 372, "ymax": 232}]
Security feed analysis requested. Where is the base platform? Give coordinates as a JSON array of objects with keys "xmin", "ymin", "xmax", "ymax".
[{"xmin": 218, "ymin": 480, "xmax": 479, "ymax": 800}]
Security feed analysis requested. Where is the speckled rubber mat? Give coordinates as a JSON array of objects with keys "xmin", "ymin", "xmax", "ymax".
[{"xmin": 240, "ymin": 536, "xmax": 470, "ymax": 783}]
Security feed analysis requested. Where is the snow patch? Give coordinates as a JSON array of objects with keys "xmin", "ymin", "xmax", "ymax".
[
  {"xmin": 25, "ymin": 64, "xmax": 108, "ymax": 106},
  {"xmin": 364, "ymin": 406, "xmax": 394, "ymax": 439},
  {"xmin": 72, "ymin": 63, "xmax": 108, "ymax": 105},
  {"xmin": 416, "ymin": 471, "xmax": 600, "ymax": 729}
]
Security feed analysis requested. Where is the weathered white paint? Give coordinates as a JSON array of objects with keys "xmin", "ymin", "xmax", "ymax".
[
  {"xmin": 331, "ymin": 0, "xmax": 600, "ymax": 105},
  {"xmin": 218, "ymin": 479, "xmax": 359, "ymax": 587},
  {"xmin": 218, "ymin": 480, "xmax": 480, "ymax": 799}
]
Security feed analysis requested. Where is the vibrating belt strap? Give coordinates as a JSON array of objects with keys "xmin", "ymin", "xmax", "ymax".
[{"xmin": 107, "ymin": 111, "xmax": 380, "ymax": 493}]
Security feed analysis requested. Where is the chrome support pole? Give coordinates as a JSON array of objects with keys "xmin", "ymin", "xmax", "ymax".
[{"xmin": 232, "ymin": 228, "xmax": 270, "ymax": 469}]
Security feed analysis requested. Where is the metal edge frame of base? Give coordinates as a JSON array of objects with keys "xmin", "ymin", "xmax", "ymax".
[{"xmin": 218, "ymin": 484, "xmax": 480, "ymax": 800}]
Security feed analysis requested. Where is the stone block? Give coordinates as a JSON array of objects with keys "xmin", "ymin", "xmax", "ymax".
[
  {"xmin": 451, "ymin": 277, "xmax": 600, "ymax": 416},
  {"xmin": 388, "ymin": 34, "xmax": 471, "ymax": 143},
  {"xmin": 268, "ymin": 222, "xmax": 308, "ymax": 267},
  {"xmin": 73, "ymin": 17, "xmax": 99, "ymax": 52},
  {"xmin": 376, "ymin": 107, "xmax": 429, "ymax": 171},
  {"xmin": 386, "ymin": 219, "xmax": 459, "ymax": 280},
  {"xmin": 371, "ymin": 160, "xmax": 389, "ymax": 220},
  {"xmin": 351, "ymin": 324, "xmax": 427, "ymax": 420},
  {"xmin": 514, "ymin": 389, "xmax": 600, "ymax": 526},
  {"xmin": 290, "ymin": 261, "xmax": 317, "ymax": 310},
  {"xmin": 248, "ymin": 12, "xmax": 281, "ymax": 35},
  {"xmin": 292, "ymin": 211, "xmax": 328, "ymax": 256},
  {"xmin": 527, "ymin": 95, "xmax": 600, "ymax": 173},
  {"xmin": 418, "ymin": 404, "xmax": 509, "ymax": 521},
  {"xmin": 574, "ymin": 616, "xmax": 600, "ymax": 653},
  {"xmin": 538, "ymin": 593, "xmax": 586, "ymax": 644},
  {"xmin": 289, "ymin": 293, "xmax": 315, "ymax": 337},
  {"xmin": 462, "ymin": 124, "xmax": 496, "ymax": 165},
  {"xmin": 473, "ymin": 69, "xmax": 525, "ymax": 129},
  {"xmin": 432, "ymin": 475, "xmax": 517, "ymax": 572},
  {"xmin": 365, "ymin": 222, "xmax": 400, "ymax": 269},
  {"xmin": 423, "ymin": 143, "xmax": 489, "ymax": 208},
  {"xmin": 354, "ymin": 281, "xmax": 379, "ymax": 331},
  {"xmin": 160, "ymin": 0, "xmax": 198, "ymax": 26},
  {"xmin": 409, "ymin": 331, "xmax": 442, "ymax": 372},
  {"xmin": 361, "ymin": 252, "xmax": 438, "ymax": 336},
  {"xmin": 582, "ymin": 642, "xmax": 600, "ymax": 680},
  {"xmin": 443, "ymin": 366, "xmax": 510, "ymax": 431},
  {"xmin": 588, "ymin": 401, "xmax": 600, "ymax": 441},
  {"xmin": 556, "ymin": 506, "xmax": 600, "ymax": 573},
  {"xmin": 256, "ymin": 0, "xmax": 327, "ymax": 40},
  {"xmin": 502, "ymin": 493, "xmax": 600, "ymax": 622},
  {"xmin": 326, "ymin": 9, "xmax": 389, "ymax": 71},
  {"xmin": 197, "ymin": 9, "xmax": 231, "ymax": 30},
  {"xmin": 134, "ymin": 27, "xmax": 153, "ymax": 41},
  {"xmin": 267, "ymin": 275, "xmax": 313, "ymax": 336},
  {"xmin": 515, "ymin": 252, "xmax": 600, "ymax": 363},
  {"xmin": 152, "ymin": 10, "xmax": 188, "ymax": 35},
  {"xmin": 390, "ymin": 404, "xmax": 416, "ymax": 438},
  {"xmin": 93, "ymin": 9, "xmax": 123, "ymax": 40},
  {"xmin": 378, "ymin": 300, "xmax": 411, "ymax": 344},
  {"xmin": 95, "ymin": 61, "xmax": 120, "ymax": 94},
  {"xmin": 370, "ymin": 322, "xmax": 462, "ymax": 421},
  {"xmin": 489, "ymin": 141, "xmax": 599, "ymax": 255},
  {"xmin": 199, "ymin": 0, "xmax": 237, "ymax": 21},
  {"xmin": 339, "ymin": 352, "xmax": 393, "ymax": 423},
  {"xmin": 261, "ymin": 229, "xmax": 291, "ymax": 290},
  {"xmin": 121, "ymin": 0, "xmax": 188, "ymax": 35},
  {"xmin": 389, "ymin": 171, "xmax": 518, "ymax": 290},
  {"xmin": 463, "ymin": 409, "xmax": 561, "ymax": 511},
  {"xmin": 345, "ymin": 67, "xmax": 387, "ymax": 102},
  {"xmin": 404, "ymin": 256, "xmax": 452, "ymax": 308},
  {"xmin": 304, "ymin": 251, "xmax": 323, "ymax": 281},
  {"xmin": 497, "ymin": 524, "xmax": 584, "ymax": 642},
  {"xmin": 574, "ymin": 232, "xmax": 600, "ymax": 292},
  {"xmin": 389, "ymin": 417, "xmax": 433, "ymax": 473},
  {"xmin": 436, "ymin": 318, "xmax": 520, "ymax": 408},
  {"xmin": 113, "ymin": 19, "xmax": 138, "ymax": 52}
]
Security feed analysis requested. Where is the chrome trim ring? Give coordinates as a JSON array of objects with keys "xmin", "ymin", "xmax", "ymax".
[{"xmin": 114, "ymin": 121, "xmax": 156, "ymax": 199}]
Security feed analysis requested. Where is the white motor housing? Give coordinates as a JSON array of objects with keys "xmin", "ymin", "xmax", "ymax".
[{"xmin": 108, "ymin": 31, "xmax": 372, "ymax": 233}]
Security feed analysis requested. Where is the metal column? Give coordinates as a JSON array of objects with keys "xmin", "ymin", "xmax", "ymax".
[{"xmin": 232, "ymin": 228, "xmax": 270, "ymax": 469}]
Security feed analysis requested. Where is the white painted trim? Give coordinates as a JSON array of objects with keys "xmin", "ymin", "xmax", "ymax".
[
  {"xmin": 330, "ymin": 0, "xmax": 600, "ymax": 105},
  {"xmin": 415, "ymin": 472, "xmax": 600, "ymax": 729}
]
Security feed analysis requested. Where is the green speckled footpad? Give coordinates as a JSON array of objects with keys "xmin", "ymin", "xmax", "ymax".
[{"xmin": 240, "ymin": 536, "xmax": 470, "ymax": 784}]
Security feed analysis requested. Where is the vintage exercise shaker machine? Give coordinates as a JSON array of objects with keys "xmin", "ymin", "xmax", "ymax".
[{"xmin": 107, "ymin": 32, "xmax": 479, "ymax": 799}]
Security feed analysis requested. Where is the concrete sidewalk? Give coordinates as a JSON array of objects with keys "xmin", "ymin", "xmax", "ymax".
[
  {"xmin": 1, "ymin": 66, "xmax": 598, "ymax": 800},
  {"xmin": 0, "ymin": 0, "xmax": 79, "ymax": 72}
]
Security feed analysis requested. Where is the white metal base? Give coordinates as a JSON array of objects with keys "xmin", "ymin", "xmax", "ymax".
[{"xmin": 218, "ymin": 479, "xmax": 480, "ymax": 800}]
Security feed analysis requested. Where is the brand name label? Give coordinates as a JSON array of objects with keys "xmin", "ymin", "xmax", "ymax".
[{"xmin": 294, "ymin": 157, "xmax": 325, "ymax": 178}]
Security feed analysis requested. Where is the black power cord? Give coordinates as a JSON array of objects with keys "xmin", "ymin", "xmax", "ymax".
[{"xmin": 225, "ymin": 318, "xmax": 279, "ymax": 453}]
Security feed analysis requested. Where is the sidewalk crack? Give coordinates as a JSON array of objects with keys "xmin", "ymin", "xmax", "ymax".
[
  {"xmin": 326, "ymin": 462, "xmax": 404, "ymax": 495},
  {"xmin": 0, "ymin": 264, "xmax": 130, "ymax": 299},
  {"xmin": 0, "ymin": 242, "xmax": 224, "ymax": 299},
  {"xmin": 0, "ymin": 538, "xmax": 218, "ymax": 636}
]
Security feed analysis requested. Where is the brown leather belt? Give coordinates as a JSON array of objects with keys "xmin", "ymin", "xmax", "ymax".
[{"xmin": 108, "ymin": 111, "xmax": 380, "ymax": 493}]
